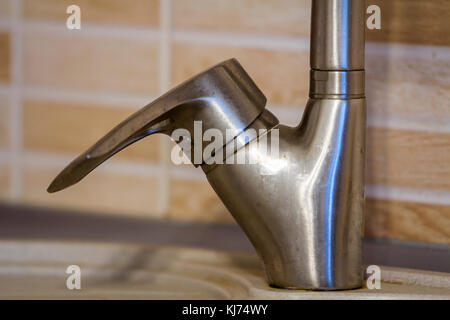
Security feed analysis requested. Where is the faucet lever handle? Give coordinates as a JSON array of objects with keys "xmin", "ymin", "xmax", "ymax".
[{"xmin": 47, "ymin": 58, "xmax": 266, "ymax": 193}]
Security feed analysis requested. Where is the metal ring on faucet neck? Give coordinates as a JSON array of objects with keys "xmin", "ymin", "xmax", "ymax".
[{"xmin": 309, "ymin": 70, "xmax": 365, "ymax": 99}]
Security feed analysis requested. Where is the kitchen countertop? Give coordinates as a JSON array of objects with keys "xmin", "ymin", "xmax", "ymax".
[
  {"xmin": 0, "ymin": 203, "xmax": 449, "ymax": 273},
  {"xmin": 0, "ymin": 240, "xmax": 449, "ymax": 299}
]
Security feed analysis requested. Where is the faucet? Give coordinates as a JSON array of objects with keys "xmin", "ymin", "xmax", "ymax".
[{"xmin": 48, "ymin": 0, "xmax": 366, "ymax": 290}]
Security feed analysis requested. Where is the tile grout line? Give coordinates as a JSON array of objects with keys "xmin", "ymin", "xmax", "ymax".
[
  {"xmin": 20, "ymin": 85, "xmax": 155, "ymax": 108},
  {"xmin": 23, "ymin": 19, "xmax": 161, "ymax": 40},
  {"xmin": 172, "ymin": 29, "xmax": 310, "ymax": 51},
  {"xmin": 21, "ymin": 150, "xmax": 162, "ymax": 177},
  {"xmin": 365, "ymin": 184, "xmax": 450, "ymax": 207},
  {"xmin": 8, "ymin": 0, "xmax": 23, "ymax": 201},
  {"xmin": 157, "ymin": 0, "xmax": 172, "ymax": 217}
]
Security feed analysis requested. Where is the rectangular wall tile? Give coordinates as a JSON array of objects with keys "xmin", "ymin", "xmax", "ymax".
[
  {"xmin": 366, "ymin": 44, "xmax": 450, "ymax": 129},
  {"xmin": 366, "ymin": 81, "xmax": 450, "ymax": 130},
  {"xmin": 0, "ymin": 32, "xmax": 10, "ymax": 83},
  {"xmin": 171, "ymin": 42, "xmax": 309, "ymax": 106},
  {"xmin": 23, "ymin": 100, "xmax": 159, "ymax": 161},
  {"xmin": 173, "ymin": 0, "xmax": 449, "ymax": 46},
  {"xmin": 0, "ymin": 95, "xmax": 9, "ymax": 147},
  {"xmin": 366, "ymin": 45, "xmax": 448, "ymax": 89},
  {"xmin": 23, "ymin": 30, "xmax": 159, "ymax": 95},
  {"xmin": 366, "ymin": 198, "xmax": 450, "ymax": 244},
  {"xmin": 24, "ymin": 0, "xmax": 159, "ymax": 26},
  {"xmin": 367, "ymin": 128, "xmax": 450, "ymax": 190},
  {"xmin": 173, "ymin": 0, "xmax": 310, "ymax": 37},
  {"xmin": 168, "ymin": 178, "xmax": 234, "ymax": 224},
  {"xmin": 0, "ymin": 163, "xmax": 9, "ymax": 200},
  {"xmin": 23, "ymin": 165, "xmax": 161, "ymax": 218},
  {"xmin": 366, "ymin": 0, "xmax": 450, "ymax": 46}
]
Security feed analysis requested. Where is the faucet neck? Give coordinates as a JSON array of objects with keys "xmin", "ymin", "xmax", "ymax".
[
  {"xmin": 309, "ymin": 0, "xmax": 366, "ymax": 99},
  {"xmin": 310, "ymin": 0, "xmax": 365, "ymax": 71}
]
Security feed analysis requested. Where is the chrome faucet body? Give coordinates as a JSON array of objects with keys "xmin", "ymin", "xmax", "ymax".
[{"xmin": 48, "ymin": 0, "xmax": 366, "ymax": 290}]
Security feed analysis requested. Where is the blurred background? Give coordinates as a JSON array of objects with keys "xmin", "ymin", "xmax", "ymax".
[{"xmin": 0, "ymin": 0, "xmax": 448, "ymax": 253}]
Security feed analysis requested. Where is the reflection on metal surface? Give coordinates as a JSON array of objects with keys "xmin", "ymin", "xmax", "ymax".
[
  {"xmin": 206, "ymin": 98, "xmax": 366, "ymax": 289},
  {"xmin": 48, "ymin": 0, "xmax": 366, "ymax": 290}
]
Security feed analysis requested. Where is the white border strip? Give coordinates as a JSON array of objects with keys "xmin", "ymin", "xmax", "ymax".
[
  {"xmin": 22, "ymin": 151, "xmax": 161, "ymax": 178},
  {"xmin": 366, "ymin": 41, "xmax": 450, "ymax": 60},
  {"xmin": 22, "ymin": 86, "xmax": 153, "ymax": 108},
  {"xmin": 24, "ymin": 20, "xmax": 160, "ymax": 41},
  {"xmin": 173, "ymin": 29, "xmax": 310, "ymax": 51},
  {"xmin": 366, "ymin": 184, "xmax": 450, "ymax": 206},
  {"xmin": 368, "ymin": 114, "xmax": 450, "ymax": 134}
]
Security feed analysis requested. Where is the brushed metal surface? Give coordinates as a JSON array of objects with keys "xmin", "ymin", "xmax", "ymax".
[
  {"xmin": 309, "ymin": 70, "xmax": 365, "ymax": 99},
  {"xmin": 310, "ymin": 0, "xmax": 365, "ymax": 70},
  {"xmin": 205, "ymin": 98, "xmax": 366, "ymax": 289}
]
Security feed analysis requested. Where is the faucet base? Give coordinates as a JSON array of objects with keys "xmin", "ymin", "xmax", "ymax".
[{"xmin": 205, "ymin": 98, "xmax": 366, "ymax": 290}]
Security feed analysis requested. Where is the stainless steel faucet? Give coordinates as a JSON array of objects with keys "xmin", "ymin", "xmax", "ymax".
[{"xmin": 48, "ymin": 0, "xmax": 366, "ymax": 290}]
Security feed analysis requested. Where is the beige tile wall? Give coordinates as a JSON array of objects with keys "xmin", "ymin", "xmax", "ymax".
[
  {"xmin": 172, "ymin": 43, "xmax": 309, "ymax": 106},
  {"xmin": 22, "ymin": 165, "xmax": 162, "ymax": 217},
  {"xmin": 172, "ymin": 0, "xmax": 311, "ymax": 37},
  {"xmin": 23, "ymin": 0, "xmax": 159, "ymax": 26},
  {"xmin": 168, "ymin": 178, "xmax": 232, "ymax": 224},
  {"xmin": 23, "ymin": 100, "xmax": 159, "ymax": 161},
  {"xmin": 0, "ymin": 0, "xmax": 449, "ymax": 244},
  {"xmin": 23, "ymin": 30, "xmax": 159, "ymax": 94}
]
